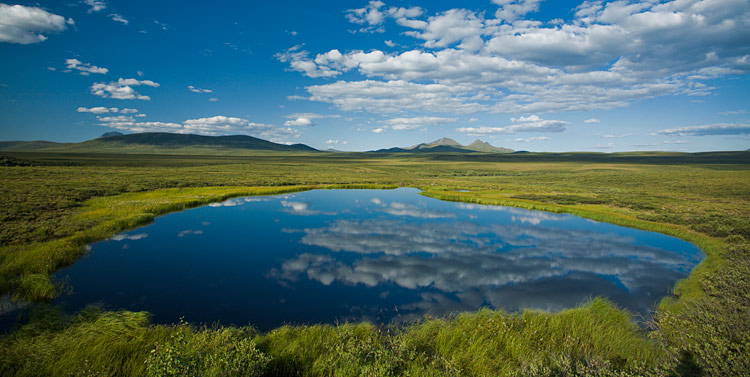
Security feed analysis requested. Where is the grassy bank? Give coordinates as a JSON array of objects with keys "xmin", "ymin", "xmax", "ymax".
[{"xmin": 1, "ymin": 151, "xmax": 748, "ymax": 375}]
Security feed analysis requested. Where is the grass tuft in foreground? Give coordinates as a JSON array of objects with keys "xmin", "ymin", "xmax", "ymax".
[{"xmin": 1, "ymin": 298, "xmax": 660, "ymax": 377}]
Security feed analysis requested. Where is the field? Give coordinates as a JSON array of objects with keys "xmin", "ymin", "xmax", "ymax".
[{"xmin": 1, "ymin": 150, "xmax": 749, "ymax": 376}]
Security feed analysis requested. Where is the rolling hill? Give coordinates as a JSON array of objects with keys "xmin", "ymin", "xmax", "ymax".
[{"xmin": 0, "ymin": 132, "xmax": 318, "ymax": 155}]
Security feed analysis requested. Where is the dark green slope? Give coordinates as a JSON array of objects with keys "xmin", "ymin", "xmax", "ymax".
[
  {"xmin": 0, "ymin": 132, "xmax": 318, "ymax": 154},
  {"xmin": 79, "ymin": 132, "xmax": 317, "ymax": 152}
]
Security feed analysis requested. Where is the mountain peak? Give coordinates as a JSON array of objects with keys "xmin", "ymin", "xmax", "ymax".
[
  {"xmin": 469, "ymin": 139, "xmax": 490, "ymax": 147},
  {"xmin": 410, "ymin": 137, "xmax": 462, "ymax": 150},
  {"xmin": 465, "ymin": 139, "xmax": 513, "ymax": 153}
]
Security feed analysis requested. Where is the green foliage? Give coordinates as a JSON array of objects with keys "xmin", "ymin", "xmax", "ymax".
[
  {"xmin": 145, "ymin": 324, "xmax": 269, "ymax": 377},
  {"xmin": 652, "ymin": 239, "xmax": 750, "ymax": 376}
]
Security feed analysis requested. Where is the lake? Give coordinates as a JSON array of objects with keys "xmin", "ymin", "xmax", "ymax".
[{"xmin": 53, "ymin": 188, "xmax": 702, "ymax": 330}]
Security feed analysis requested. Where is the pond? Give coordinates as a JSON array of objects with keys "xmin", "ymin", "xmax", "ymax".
[{"xmin": 52, "ymin": 188, "xmax": 702, "ymax": 330}]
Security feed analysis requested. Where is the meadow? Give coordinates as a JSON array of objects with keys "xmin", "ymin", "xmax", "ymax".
[{"xmin": 0, "ymin": 150, "xmax": 748, "ymax": 376}]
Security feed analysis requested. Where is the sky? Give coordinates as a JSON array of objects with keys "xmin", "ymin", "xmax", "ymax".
[{"xmin": 0, "ymin": 0, "xmax": 748, "ymax": 152}]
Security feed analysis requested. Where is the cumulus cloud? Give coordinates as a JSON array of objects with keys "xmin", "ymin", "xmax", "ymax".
[
  {"xmin": 306, "ymin": 79, "xmax": 488, "ymax": 114},
  {"xmin": 282, "ymin": 113, "xmax": 340, "ymax": 127},
  {"xmin": 77, "ymin": 106, "xmax": 138, "ymax": 114},
  {"xmin": 457, "ymin": 115, "xmax": 568, "ymax": 135},
  {"xmin": 65, "ymin": 59, "xmax": 108, "ymax": 75},
  {"xmin": 655, "ymin": 123, "xmax": 750, "ymax": 137},
  {"xmin": 0, "ymin": 4, "xmax": 72, "ymax": 44},
  {"xmin": 92, "ymin": 114, "xmax": 302, "ymax": 143},
  {"xmin": 276, "ymin": 45, "xmax": 341, "ymax": 78},
  {"xmin": 279, "ymin": 0, "xmax": 750, "ymax": 115},
  {"xmin": 346, "ymin": 1, "xmax": 386, "ymax": 32},
  {"xmin": 584, "ymin": 118, "xmax": 600, "ymax": 124},
  {"xmin": 493, "ymin": 0, "xmax": 543, "ymax": 22},
  {"xmin": 284, "ymin": 117, "xmax": 313, "ymax": 126},
  {"xmin": 90, "ymin": 78, "xmax": 159, "ymax": 100},
  {"xmin": 383, "ymin": 116, "xmax": 458, "ymax": 131}
]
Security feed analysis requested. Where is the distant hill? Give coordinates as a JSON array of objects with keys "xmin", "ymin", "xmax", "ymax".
[
  {"xmin": 99, "ymin": 131, "xmax": 125, "ymax": 138},
  {"xmin": 0, "ymin": 132, "xmax": 318, "ymax": 155},
  {"xmin": 374, "ymin": 138, "xmax": 513, "ymax": 154}
]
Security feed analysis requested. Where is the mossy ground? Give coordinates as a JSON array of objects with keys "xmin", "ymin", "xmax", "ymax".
[{"xmin": 1, "ymin": 151, "xmax": 748, "ymax": 376}]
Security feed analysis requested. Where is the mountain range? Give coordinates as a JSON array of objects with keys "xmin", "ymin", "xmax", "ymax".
[
  {"xmin": 0, "ymin": 133, "xmax": 514, "ymax": 155},
  {"xmin": 373, "ymin": 137, "xmax": 513, "ymax": 153}
]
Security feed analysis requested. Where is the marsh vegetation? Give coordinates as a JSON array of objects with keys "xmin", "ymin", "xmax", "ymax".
[{"xmin": 0, "ymin": 151, "xmax": 748, "ymax": 376}]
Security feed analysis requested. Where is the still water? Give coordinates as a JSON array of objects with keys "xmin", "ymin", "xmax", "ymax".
[{"xmin": 54, "ymin": 188, "xmax": 702, "ymax": 330}]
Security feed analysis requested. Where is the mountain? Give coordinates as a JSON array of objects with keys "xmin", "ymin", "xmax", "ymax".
[
  {"xmin": 467, "ymin": 139, "xmax": 514, "ymax": 153},
  {"xmin": 0, "ymin": 132, "xmax": 318, "ymax": 154},
  {"xmin": 373, "ymin": 138, "xmax": 513, "ymax": 154},
  {"xmin": 409, "ymin": 137, "xmax": 464, "ymax": 150}
]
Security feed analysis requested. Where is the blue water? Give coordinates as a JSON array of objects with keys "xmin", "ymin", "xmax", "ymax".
[{"xmin": 49, "ymin": 188, "xmax": 702, "ymax": 330}]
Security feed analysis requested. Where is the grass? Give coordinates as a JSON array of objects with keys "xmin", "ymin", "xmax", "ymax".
[{"xmin": 0, "ymin": 150, "xmax": 749, "ymax": 376}]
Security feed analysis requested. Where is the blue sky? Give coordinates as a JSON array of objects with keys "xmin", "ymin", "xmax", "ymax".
[{"xmin": 0, "ymin": 0, "xmax": 748, "ymax": 152}]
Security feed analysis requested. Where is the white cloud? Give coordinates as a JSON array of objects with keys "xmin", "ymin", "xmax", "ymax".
[
  {"xmin": 83, "ymin": 0, "xmax": 106, "ymax": 13},
  {"xmin": 77, "ymin": 106, "xmax": 139, "ymax": 114},
  {"xmin": 188, "ymin": 85, "xmax": 212, "ymax": 93},
  {"xmin": 282, "ymin": 112, "xmax": 339, "ymax": 127},
  {"xmin": 457, "ymin": 115, "xmax": 568, "ymax": 135},
  {"xmin": 280, "ymin": 0, "xmax": 750, "ymax": 116},
  {"xmin": 276, "ymin": 45, "xmax": 341, "ymax": 78},
  {"xmin": 0, "ymin": 4, "xmax": 71, "ymax": 44},
  {"xmin": 346, "ymin": 1, "xmax": 386, "ymax": 32},
  {"xmin": 655, "ymin": 123, "xmax": 750, "ymax": 137},
  {"xmin": 401, "ymin": 8, "xmax": 488, "ymax": 50},
  {"xmin": 108, "ymin": 13, "xmax": 127, "ymax": 25},
  {"xmin": 90, "ymin": 78, "xmax": 159, "ymax": 100},
  {"xmin": 285, "ymin": 117, "xmax": 314, "ymax": 126},
  {"xmin": 372, "ymin": 127, "xmax": 386, "ymax": 133},
  {"xmin": 584, "ymin": 118, "xmax": 601, "ymax": 124},
  {"xmin": 493, "ymin": 0, "xmax": 543, "ymax": 22},
  {"xmin": 513, "ymin": 136, "xmax": 550, "ymax": 142},
  {"xmin": 208, "ymin": 97, "xmax": 218, "ymax": 102},
  {"xmin": 325, "ymin": 139, "xmax": 339, "ymax": 144},
  {"xmin": 77, "ymin": 106, "xmax": 118, "ymax": 114},
  {"xmin": 305, "ymin": 80, "xmax": 488, "ymax": 114},
  {"xmin": 65, "ymin": 59, "xmax": 108, "ymax": 75},
  {"xmin": 384, "ymin": 116, "xmax": 458, "ymax": 131},
  {"xmin": 94, "ymin": 114, "xmax": 301, "ymax": 142}
]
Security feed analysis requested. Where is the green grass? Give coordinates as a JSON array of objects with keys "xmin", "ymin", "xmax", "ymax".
[{"xmin": 1, "ymin": 151, "xmax": 749, "ymax": 376}]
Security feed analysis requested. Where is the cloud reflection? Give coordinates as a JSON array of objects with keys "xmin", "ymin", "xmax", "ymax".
[
  {"xmin": 209, "ymin": 197, "xmax": 269, "ymax": 207},
  {"xmin": 273, "ymin": 217, "xmax": 699, "ymax": 317},
  {"xmin": 110, "ymin": 233, "xmax": 148, "ymax": 241}
]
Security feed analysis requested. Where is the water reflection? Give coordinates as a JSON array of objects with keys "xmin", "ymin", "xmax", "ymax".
[
  {"xmin": 46, "ymin": 188, "xmax": 702, "ymax": 330},
  {"xmin": 271, "ymin": 214, "xmax": 694, "ymax": 316}
]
